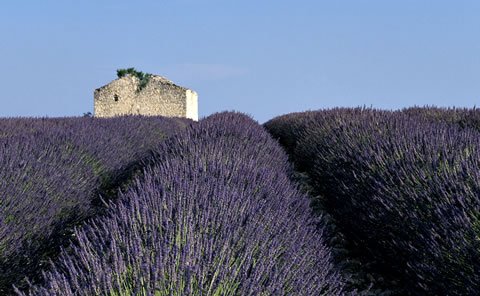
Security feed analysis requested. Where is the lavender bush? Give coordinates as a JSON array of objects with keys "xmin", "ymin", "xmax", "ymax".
[
  {"xmin": 18, "ymin": 112, "xmax": 351, "ymax": 296},
  {"xmin": 0, "ymin": 116, "xmax": 186, "ymax": 294},
  {"xmin": 403, "ymin": 106, "xmax": 480, "ymax": 132},
  {"xmin": 265, "ymin": 108, "xmax": 480, "ymax": 295}
]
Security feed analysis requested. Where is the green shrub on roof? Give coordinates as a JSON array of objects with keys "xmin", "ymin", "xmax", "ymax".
[{"xmin": 116, "ymin": 68, "xmax": 152, "ymax": 92}]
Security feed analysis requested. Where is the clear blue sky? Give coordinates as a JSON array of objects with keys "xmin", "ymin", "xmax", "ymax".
[{"xmin": 1, "ymin": 1, "xmax": 479, "ymax": 122}]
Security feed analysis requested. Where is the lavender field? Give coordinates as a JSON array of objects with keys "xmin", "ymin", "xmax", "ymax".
[
  {"xmin": 265, "ymin": 107, "xmax": 480, "ymax": 295},
  {"xmin": 0, "ymin": 116, "xmax": 187, "ymax": 294},
  {"xmin": 1, "ymin": 109, "xmax": 479, "ymax": 295}
]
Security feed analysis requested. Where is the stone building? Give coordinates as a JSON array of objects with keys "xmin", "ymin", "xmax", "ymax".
[{"xmin": 94, "ymin": 74, "xmax": 198, "ymax": 121}]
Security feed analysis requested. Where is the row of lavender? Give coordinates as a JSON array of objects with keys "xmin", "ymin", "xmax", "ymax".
[
  {"xmin": 264, "ymin": 107, "xmax": 480, "ymax": 295},
  {"xmin": 0, "ymin": 116, "xmax": 188, "ymax": 294},
  {"xmin": 18, "ymin": 112, "xmax": 353, "ymax": 295},
  {"xmin": 404, "ymin": 106, "xmax": 480, "ymax": 131}
]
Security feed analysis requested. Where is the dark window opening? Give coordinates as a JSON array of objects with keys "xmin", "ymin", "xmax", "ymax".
[{"xmin": 114, "ymin": 94, "xmax": 119, "ymax": 102}]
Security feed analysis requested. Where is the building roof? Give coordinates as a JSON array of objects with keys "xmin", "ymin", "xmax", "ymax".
[{"xmin": 95, "ymin": 74, "xmax": 190, "ymax": 92}]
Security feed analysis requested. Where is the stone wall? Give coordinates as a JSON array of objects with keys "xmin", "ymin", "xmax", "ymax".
[{"xmin": 94, "ymin": 75, "xmax": 198, "ymax": 120}]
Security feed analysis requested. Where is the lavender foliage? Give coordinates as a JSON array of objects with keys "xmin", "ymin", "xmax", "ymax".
[
  {"xmin": 0, "ymin": 116, "xmax": 186, "ymax": 294},
  {"xmin": 265, "ymin": 108, "xmax": 480, "ymax": 295},
  {"xmin": 403, "ymin": 106, "xmax": 480, "ymax": 132},
  {"xmin": 19, "ymin": 112, "xmax": 350, "ymax": 296}
]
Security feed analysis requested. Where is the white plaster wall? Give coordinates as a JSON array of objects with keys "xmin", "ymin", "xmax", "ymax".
[{"xmin": 185, "ymin": 89, "xmax": 198, "ymax": 121}]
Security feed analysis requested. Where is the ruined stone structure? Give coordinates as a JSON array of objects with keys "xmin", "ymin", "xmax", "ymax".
[{"xmin": 94, "ymin": 74, "xmax": 198, "ymax": 121}]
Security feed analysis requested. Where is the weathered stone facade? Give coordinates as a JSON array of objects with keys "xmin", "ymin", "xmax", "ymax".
[{"xmin": 94, "ymin": 74, "xmax": 198, "ymax": 121}]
